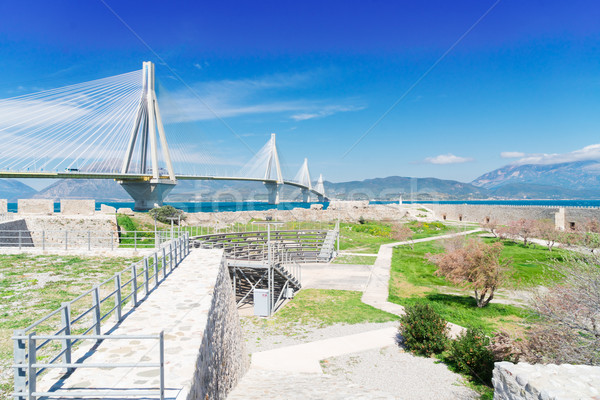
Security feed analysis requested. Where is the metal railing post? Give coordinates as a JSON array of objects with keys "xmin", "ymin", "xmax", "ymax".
[
  {"xmin": 92, "ymin": 286, "xmax": 101, "ymax": 335},
  {"xmin": 115, "ymin": 273, "xmax": 122, "ymax": 321},
  {"xmin": 154, "ymin": 252, "xmax": 159, "ymax": 287},
  {"xmin": 18, "ymin": 230, "xmax": 21, "ymax": 250},
  {"xmin": 131, "ymin": 264, "xmax": 138, "ymax": 306},
  {"xmin": 162, "ymin": 247, "xmax": 167, "ymax": 278},
  {"xmin": 144, "ymin": 258, "xmax": 150, "ymax": 295},
  {"xmin": 60, "ymin": 303, "xmax": 73, "ymax": 373},
  {"xmin": 134, "ymin": 231, "xmax": 137, "ymax": 250},
  {"xmin": 159, "ymin": 330, "xmax": 165, "ymax": 400},
  {"xmin": 169, "ymin": 243, "xmax": 173, "ymax": 271},
  {"xmin": 27, "ymin": 332, "xmax": 36, "ymax": 400},
  {"xmin": 13, "ymin": 329, "xmax": 26, "ymax": 400}
]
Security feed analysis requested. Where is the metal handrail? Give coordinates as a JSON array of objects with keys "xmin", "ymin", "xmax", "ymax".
[
  {"xmin": 12, "ymin": 332, "xmax": 165, "ymax": 400},
  {"xmin": 12, "ymin": 233, "xmax": 189, "ymax": 400}
]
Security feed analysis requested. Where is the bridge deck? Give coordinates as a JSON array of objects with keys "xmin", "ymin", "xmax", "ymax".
[{"xmin": 37, "ymin": 248, "xmax": 223, "ymax": 400}]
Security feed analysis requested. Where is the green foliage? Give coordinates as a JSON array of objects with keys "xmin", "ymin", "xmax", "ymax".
[
  {"xmin": 351, "ymin": 221, "xmax": 392, "ymax": 237},
  {"xmin": 269, "ymin": 289, "xmax": 398, "ymax": 328},
  {"xmin": 444, "ymin": 328, "xmax": 495, "ymax": 386},
  {"xmin": 149, "ymin": 205, "xmax": 186, "ymax": 225},
  {"xmin": 358, "ymin": 215, "xmax": 366, "ymax": 224},
  {"xmin": 405, "ymin": 220, "xmax": 456, "ymax": 239},
  {"xmin": 399, "ymin": 303, "xmax": 448, "ymax": 356},
  {"xmin": 116, "ymin": 214, "xmax": 136, "ymax": 232}
]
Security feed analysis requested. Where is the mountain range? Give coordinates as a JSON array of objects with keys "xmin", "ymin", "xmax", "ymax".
[{"xmin": 1, "ymin": 159, "xmax": 599, "ymax": 201}]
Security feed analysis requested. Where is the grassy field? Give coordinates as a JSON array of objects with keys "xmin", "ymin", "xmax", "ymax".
[
  {"xmin": 332, "ymin": 254, "xmax": 378, "ymax": 265},
  {"xmin": 0, "ymin": 254, "xmax": 140, "ymax": 397},
  {"xmin": 245, "ymin": 289, "xmax": 398, "ymax": 334},
  {"xmin": 338, "ymin": 220, "xmax": 459, "ymax": 254},
  {"xmin": 388, "ymin": 237, "xmax": 566, "ymax": 334}
]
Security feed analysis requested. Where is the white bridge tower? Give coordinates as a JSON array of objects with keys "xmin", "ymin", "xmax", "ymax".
[{"xmin": 119, "ymin": 61, "xmax": 176, "ymax": 210}]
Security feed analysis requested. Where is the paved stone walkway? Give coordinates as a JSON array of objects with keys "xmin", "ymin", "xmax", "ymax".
[
  {"xmin": 251, "ymin": 327, "xmax": 398, "ymax": 373},
  {"xmin": 227, "ymin": 368, "xmax": 397, "ymax": 400},
  {"xmin": 37, "ymin": 249, "xmax": 223, "ymax": 400},
  {"xmin": 361, "ymin": 229, "xmax": 483, "ymax": 337}
]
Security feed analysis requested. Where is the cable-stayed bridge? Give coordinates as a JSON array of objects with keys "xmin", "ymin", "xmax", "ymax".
[{"xmin": 0, "ymin": 62, "xmax": 327, "ymax": 209}]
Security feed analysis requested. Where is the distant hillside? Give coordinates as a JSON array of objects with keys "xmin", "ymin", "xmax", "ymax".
[
  {"xmin": 488, "ymin": 182, "xmax": 600, "ymax": 199},
  {"xmin": 33, "ymin": 179, "xmax": 130, "ymax": 201},
  {"xmin": 325, "ymin": 176, "xmax": 489, "ymax": 200},
  {"xmin": 472, "ymin": 160, "xmax": 600, "ymax": 190},
  {"xmin": 0, "ymin": 179, "xmax": 37, "ymax": 201}
]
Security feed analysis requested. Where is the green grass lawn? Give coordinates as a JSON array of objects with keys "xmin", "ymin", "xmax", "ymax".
[
  {"xmin": 332, "ymin": 254, "xmax": 378, "ymax": 265},
  {"xmin": 388, "ymin": 237, "xmax": 566, "ymax": 334},
  {"xmin": 0, "ymin": 254, "xmax": 140, "ymax": 398},
  {"xmin": 338, "ymin": 220, "xmax": 458, "ymax": 254},
  {"xmin": 248, "ymin": 289, "xmax": 398, "ymax": 333}
]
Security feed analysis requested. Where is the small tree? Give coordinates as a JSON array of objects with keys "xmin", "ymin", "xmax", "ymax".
[
  {"xmin": 481, "ymin": 220, "xmax": 499, "ymax": 238},
  {"xmin": 524, "ymin": 253, "xmax": 600, "ymax": 365},
  {"xmin": 399, "ymin": 303, "xmax": 448, "ymax": 356},
  {"xmin": 149, "ymin": 205, "xmax": 186, "ymax": 225},
  {"xmin": 391, "ymin": 223, "xmax": 414, "ymax": 248},
  {"xmin": 427, "ymin": 238, "xmax": 511, "ymax": 307},
  {"xmin": 508, "ymin": 219, "xmax": 536, "ymax": 246},
  {"xmin": 534, "ymin": 219, "xmax": 560, "ymax": 251},
  {"xmin": 576, "ymin": 219, "xmax": 600, "ymax": 254}
]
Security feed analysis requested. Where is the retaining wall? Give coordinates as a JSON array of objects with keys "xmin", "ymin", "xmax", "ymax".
[
  {"xmin": 17, "ymin": 199, "xmax": 54, "ymax": 214},
  {"xmin": 186, "ymin": 256, "xmax": 249, "ymax": 399},
  {"xmin": 493, "ymin": 362, "xmax": 600, "ymax": 399},
  {"xmin": 0, "ymin": 219, "xmax": 34, "ymax": 247},
  {"xmin": 0, "ymin": 199, "xmax": 7, "ymax": 213},
  {"xmin": 60, "ymin": 199, "xmax": 95, "ymax": 215}
]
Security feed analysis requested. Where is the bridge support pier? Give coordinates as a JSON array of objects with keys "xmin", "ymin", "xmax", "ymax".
[
  {"xmin": 301, "ymin": 188, "xmax": 310, "ymax": 203},
  {"xmin": 264, "ymin": 182, "xmax": 281, "ymax": 205},
  {"xmin": 119, "ymin": 180, "xmax": 176, "ymax": 210},
  {"xmin": 317, "ymin": 194, "xmax": 325, "ymax": 202}
]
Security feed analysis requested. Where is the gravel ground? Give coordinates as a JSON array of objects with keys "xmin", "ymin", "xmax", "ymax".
[
  {"xmin": 240, "ymin": 319, "xmax": 479, "ymax": 399},
  {"xmin": 241, "ymin": 319, "xmax": 400, "ymax": 353},
  {"xmin": 321, "ymin": 345, "xmax": 478, "ymax": 400}
]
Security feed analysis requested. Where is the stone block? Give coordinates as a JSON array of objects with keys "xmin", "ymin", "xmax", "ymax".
[
  {"xmin": 18, "ymin": 199, "xmax": 54, "ymax": 215},
  {"xmin": 117, "ymin": 207, "xmax": 135, "ymax": 216},
  {"xmin": 60, "ymin": 199, "xmax": 95, "ymax": 215},
  {"xmin": 310, "ymin": 204, "xmax": 324, "ymax": 210},
  {"xmin": 100, "ymin": 204, "xmax": 117, "ymax": 214},
  {"xmin": 0, "ymin": 199, "xmax": 7, "ymax": 213}
]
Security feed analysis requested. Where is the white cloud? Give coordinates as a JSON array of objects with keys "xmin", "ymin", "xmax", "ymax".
[
  {"xmin": 424, "ymin": 153, "xmax": 474, "ymax": 165},
  {"xmin": 158, "ymin": 72, "xmax": 364, "ymax": 123},
  {"xmin": 512, "ymin": 144, "xmax": 600, "ymax": 165},
  {"xmin": 501, "ymin": 151, "xmax": 525, "ymax": 158}
]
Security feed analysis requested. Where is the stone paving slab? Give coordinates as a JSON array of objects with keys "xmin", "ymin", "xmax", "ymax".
[
  {"xmin": 251, "ymin": 327, "xmax": 398, "ymax": 373},
  {"xmin": 227, "ymin": 368, "xmax": 397, "ymax": 400},
  {"xmin": 301, "ymin": 263, "xmax": 372, "ymax": 291},
  {"xmin": 37, "ymin": 248, "xmax": 224, "ymax": 399}
]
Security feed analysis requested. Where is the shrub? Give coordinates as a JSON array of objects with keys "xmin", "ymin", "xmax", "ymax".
[
  {"xmin": 445, "ymin": 328, "xmax": 495, "ymax": 385},
  {"xmin": 149, "ymin": 205, "xmax": 186, "ymax": 225},
  {"xmin": 489, "ymin": 330, "xmax": 522, "ymax": 363},
  {"xmin": 399, "ymin": 303, "xmax": 448, "ymax": 356},
  {"xmin": 117, "ymin": 214, "xmax": 136, "ymax": 232},
  {"xmin": 524, "ymin": 253, "xmax": 600, "ymax": 365}
]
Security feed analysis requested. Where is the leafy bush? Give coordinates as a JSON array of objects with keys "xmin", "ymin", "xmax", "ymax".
[
  {"xmin": 117, "ymin": 214, "xmax": 136, "ymax": 232},
  {"xmin": 148, "ymin": 205, "xmax": 186, "ymax": 225},
  {"xmin": 399, "ymin": 303, "xmax": 448, "ymax": 356},
  {"xmin": 445, "ymin": 328, "xmax": 495, "ymax": 385}
]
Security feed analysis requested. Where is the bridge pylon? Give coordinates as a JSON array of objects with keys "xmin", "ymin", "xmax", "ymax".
[
  {"xmin": 315, "ymin": 174, "xmax": 326, "ymax": 202},
  {"xmin": 298, "ymin": 158, "xmax": 312, "ymax": 202},
  {"xmin": 119, "ymin": 61, "xmax": 177, "ymax": 210},
  {"xmin": 263, "ymin": 133, "xmax": 284, "ymax": 204}
]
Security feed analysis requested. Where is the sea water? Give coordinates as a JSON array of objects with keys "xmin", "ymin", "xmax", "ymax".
[{"xmin": 6, "ymin": 199, "xmax": 600, "ymax": 213}]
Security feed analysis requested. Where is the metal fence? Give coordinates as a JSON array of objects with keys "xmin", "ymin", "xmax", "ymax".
[
  {"xmin": 12, "ymin": 233, "xmax": 189, "ymax": 400},
  {"xmin": 0, "ymin": 229, "xmax": 179, "ymax": 250}
]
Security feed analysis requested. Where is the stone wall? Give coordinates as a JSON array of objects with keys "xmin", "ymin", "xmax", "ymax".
[
  {"xmin": 0, "ymin": 199, "xmax": 7, "ymax": 213},
  {"xmin": 493, "ymin": 362, "xmax": 600, "ymax": 399},
  {"xmin": 0, "ymin": 215, "xmax": 118, "ymax": 249},
  {"xmin": 186, "ymin": 256, "xmax": 249, "ymax": 400},
  {"xmin": 0, "ymin": 219, "xmax": 34, "ymax": 247},
  {"xmin": 60, "ymin": 199, "xmax": 95, "ymax": 215},
  {"xmin": 18, "ymin": 199, "xmax": 54, "ymax": 214},
  {"xmin": 185, "ymin": 203, "xmax": 432, "ymax": 226},
  {"xmin": 424, "ymin": 203, "xmax": 600, "ymax": 230}
]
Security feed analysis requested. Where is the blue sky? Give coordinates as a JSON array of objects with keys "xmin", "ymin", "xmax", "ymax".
[{"xmin": 1, "ymin": 0, "xmax": 600, "ymax": 186}]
